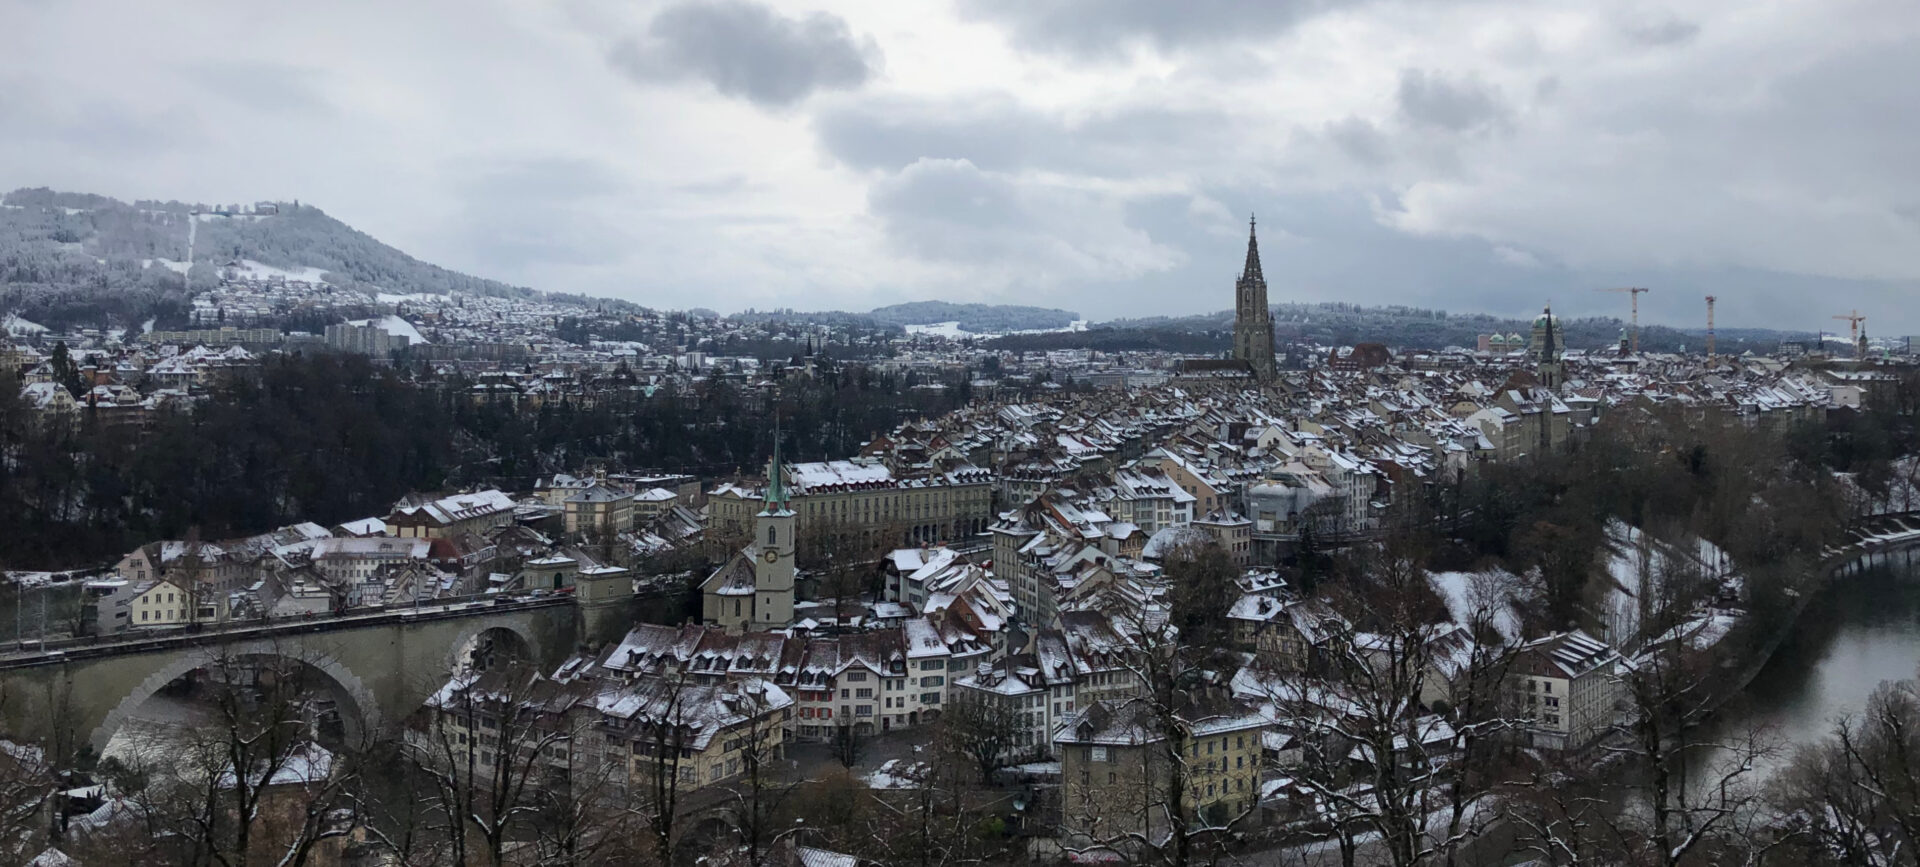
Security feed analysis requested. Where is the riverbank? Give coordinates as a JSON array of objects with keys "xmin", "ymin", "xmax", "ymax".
[{"xmin": 1699, "ymin": 518, "xmax": 1920, "ymax": 726}]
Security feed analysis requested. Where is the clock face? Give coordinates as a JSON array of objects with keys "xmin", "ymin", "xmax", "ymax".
[{"xmin": 764, "ymin": 549, "xmax": 779, "ymax": 564}]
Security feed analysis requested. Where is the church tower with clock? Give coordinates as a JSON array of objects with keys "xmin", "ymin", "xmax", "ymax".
[
  {"xmin": 754, "ymin": 434, "xmax": 797, "ymax": 628},
  {"xmin": 700, "ymin": 428, "xmax": 798, "ymax": 633}
]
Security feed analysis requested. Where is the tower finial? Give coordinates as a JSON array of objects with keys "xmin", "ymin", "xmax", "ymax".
[{"xmin": 1240, "ymin": 214, "xmax": 1264, "ymax": 283}]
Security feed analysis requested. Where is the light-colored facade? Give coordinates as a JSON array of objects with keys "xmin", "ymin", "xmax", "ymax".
[
  {"xmin": 1509, "ymin": 630, "xmax": 1621, "ymax": 750},
  {"xmin": 563, "ymin": 483, "xmax": 635, "ymax": 537},
  {"xmin": 1058, "ymin": 700, "xmax": 1267, "ymax": 845},
  {"xmin": 707, "ymin": 461, "xmax": 994, "ymax": 553}
]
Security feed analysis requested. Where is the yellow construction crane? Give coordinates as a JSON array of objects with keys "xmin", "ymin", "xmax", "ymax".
[
  {"xmin": 1596, "ymin": 287, "xmax": 1650, "ymax": 353},
  {"xmin": 1833, "ymin": 310, "xmax": 1866, "ymax": 358},
  {"xmin": 1705, "ymin": 295, "xmax": 1716, "ymax": 360}
]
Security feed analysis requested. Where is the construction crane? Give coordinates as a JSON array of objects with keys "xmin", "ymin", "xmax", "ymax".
[
  {"xmin": 1597, "ymin": 287, "xmax": 1650, "ymax": 353},
  {"xmin": 1705, "ymin": 295, "xmax": 1716, "ymax": 360},
  {"xmin": 1833, "ymin": 310, "xmax": 1866, "ymax": 358}
]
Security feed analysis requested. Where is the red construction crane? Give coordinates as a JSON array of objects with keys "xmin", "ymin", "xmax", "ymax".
[
  {"xmin": 1705, "ymin": 295, "xmax": 1716, "ymax": 360},
  {"xmin": 1833, "ymin": 310, "xmax": 1866, "ymax": 358},
  {"xmin": 1597, "ymin": 287, "xmax": 1650, "ymax": 353}
]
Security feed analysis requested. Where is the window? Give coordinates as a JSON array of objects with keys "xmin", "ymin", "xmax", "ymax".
[
  {"xmin": 856, "ymin": 688, "xmax": 873, "ymax": 699},
  {"xmin": 921, "ymin": 693, "xmax": 939, "ymax": 704},
  {"xmin": 920, "ymin": 676, "xmax": 944, "ymax": 687},
  {"xmin": 1091, "ymin": 746, "xmax": 1108, "ymax": 762},
  {"xmin": 847, "ymin": 672, "xmax": 867, "ymax": 682},
  {"xmin": 856, "ymin": 706, "xmax": 873, "ymax": 716}
]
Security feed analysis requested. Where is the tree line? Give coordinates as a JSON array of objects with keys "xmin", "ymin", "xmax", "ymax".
[{"xmin": 0, "ymin": 353, "xmax": 971, "ymax": 569}]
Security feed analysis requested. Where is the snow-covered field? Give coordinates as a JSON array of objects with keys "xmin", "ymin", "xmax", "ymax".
[
  {"xmin": 226, "ymin": 259, "xmax": 331, "ymax": 283},
  {"xmin": 3, "ymin": 313, "xmax": 49, "ymax": 336},
  {"xmin": 141, "ymin": 257, "xmax": 192, "ymax": 275}
]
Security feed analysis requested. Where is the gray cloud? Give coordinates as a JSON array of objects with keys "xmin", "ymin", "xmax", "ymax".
[
  {"xmin": 868, "ymin": 158, "xmax": 1182, "ymax": 282},
  {"xmin": 1624, "ymin": 16, "xmax": 1701, "ymax": 46},
  {"xmin": 445, "ymin": 157, "xmax": 632, "ymax": 271},
  {"xmin": 1324, "ymin": 116, "xmax": 1392, "ymax": 166},
  {"xmin": 957, "ymin": 0, "xmax": 1353, "ymax": 58},
  {"xmin": 184, "ymin": 63, "xmax": 331, "ymax": 114},
  {"xmin": 1396, "ymin": 69, "xmax": 1510, "ymax": 133},
  {"xmin": 609, "ymin": 0, "xmax": 878, "ymax": 108},
  {"xmin": 815, "ymin": 95, "xmax": 1237, "ymax": 176}
]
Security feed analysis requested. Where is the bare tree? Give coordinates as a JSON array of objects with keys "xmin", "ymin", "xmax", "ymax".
[
  {"xmin": 1597, "ymin": 627, "xmax": 1778, "ymax": 867},
  {"xmin": 1770, "ymin": 674, "xmax": 1920, "ymax": 866},
  {"xmin": 407, "ymin": 663, "xmax": 587, "ymax": 867},
  {"xmin": 624, "ymin": 668, "xmax": 699, "ymax": 866},
  {"xmin": 104, "ymin": 644, "xmax": 363, "ymax": 867},
  {"xmin": 0, "ymin": 726, "xmax": 56, "ymax": 865},
  {"xmin": 711, "ymin": 682, "xmax": 802, "ymax": 867},
  {"xmin": 1265, "ymin": 543, "xmax": 1461, "ymax": 867},
  {"xmin": 937, "ymin": 696, "xmax": 1022, "ymax": 786},
  {"xmin": 1063, "ymin": 609, "xmax": 1253, "ymax": 867}
]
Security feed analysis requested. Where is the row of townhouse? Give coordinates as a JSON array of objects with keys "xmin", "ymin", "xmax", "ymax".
[
  {"xmin": 413, "ymin": 663, "xmax": 796, "ymax": 805},
  {"xmin": 584, "ymin": 613, "xmax": 997, "ymax": 740}
]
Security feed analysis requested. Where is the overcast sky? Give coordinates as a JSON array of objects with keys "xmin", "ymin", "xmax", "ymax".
[{"xmin": 4, "ymin": 0, "xmax": 1917, "ymax": 333}]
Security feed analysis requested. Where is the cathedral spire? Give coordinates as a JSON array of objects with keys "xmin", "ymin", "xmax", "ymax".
[
  {"xmin": 1241, "ymin": 214, "xmax": 1264, "ymax": 284},
  {"xmin": 765, "ymin": 417, "xmax": 790, "ymax": 511}
]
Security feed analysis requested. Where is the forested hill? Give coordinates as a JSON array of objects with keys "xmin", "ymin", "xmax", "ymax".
[
  {"xmin": 865, "ymin": 301, "xmax": 1079, "ymax": 332},
  {"xmin": 0, "ymin": 187, "xmax": 563, "ymax": 331},
  {"xmin": 732, "ymin": 301, "xmax": 1081, "ymax": 334},
  {"xmin": 1088, "ymin": 301, "xmax": 1812, "ymax": 354}
]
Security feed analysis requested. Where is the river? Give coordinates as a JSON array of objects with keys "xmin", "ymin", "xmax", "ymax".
[{"xmin": 1717, "ymin": 548, "xmax": 1920, "ymax": 770}]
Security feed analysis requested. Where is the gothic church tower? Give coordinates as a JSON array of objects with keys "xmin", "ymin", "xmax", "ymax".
[{"xmin": 1233, "ymin": 216, "xmax": 1278, "ymax": 380}]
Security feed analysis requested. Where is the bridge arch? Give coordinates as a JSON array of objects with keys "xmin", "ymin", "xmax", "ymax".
[
  {"xmin": 446, "ymin": 617, "xmax": 540, "ymax": 675},
  {"xmin": 91, "ymin": 640, "xmax": 380, "ymax": 754}
]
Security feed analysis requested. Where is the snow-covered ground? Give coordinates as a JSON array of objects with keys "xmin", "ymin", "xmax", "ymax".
[
  {"xmin": 346, "ymin": 314, "xmax": 427, "ymax": 345},
  {"xmin": 1602, "ymin": 519, "xmax": 1747, "ymax": 649},
  {"xmin": 377, "ymin": 291, "xmax": 450, "ymax": 305},
  {"xmin": 141, "ymin": 258, "xmax": 192, "ymax": 276},
  {"xmin": 1427, "ymin": 569, "xmax": 1525, "ymax": 643},
  {"xmin": 905, "ymin": 318, "xmax": 1089, "ymax": 339},
  {"xmin": 4, "ymin": 313, "xmax": 49, "ymax": 336},
  {"xmin": 3, "ymin": 570, "xmax": 90, "ymax": 589},
  {"xmin": 1840, "ymin": 458, "xmax": 1920, "ymax": 516},
  {"xmin": 225, "ymin": 259, "xmax": 331, "ymax": 283}
]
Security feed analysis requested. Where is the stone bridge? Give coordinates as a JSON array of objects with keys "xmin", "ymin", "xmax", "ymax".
[{"xmin": 0, "ymin": 596, "xmax": 593, "ymax": 758}]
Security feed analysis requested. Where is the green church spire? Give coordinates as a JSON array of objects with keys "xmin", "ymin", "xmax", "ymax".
[{"xmin": 765, "ymin": 418, "xmax": 790, "ymax": 510}]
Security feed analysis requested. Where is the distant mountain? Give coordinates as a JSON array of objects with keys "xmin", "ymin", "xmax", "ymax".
[{"xmin": 0, "ymin": 187, "xmax": 621, "ymax": 332}]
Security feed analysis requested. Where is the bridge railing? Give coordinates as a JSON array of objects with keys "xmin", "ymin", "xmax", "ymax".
[{"xmin": 0, "ymin": 589, "xmax": 573, "ymax": 666}]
